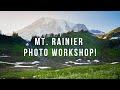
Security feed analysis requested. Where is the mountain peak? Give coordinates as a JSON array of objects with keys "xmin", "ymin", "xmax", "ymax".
[
  {"xmin": 38, "ymin": 17, "xmax": 56, "ymax": 21},
  {"xmin": 32, "ymin": 17, "xmax": 56, "ymax": 25},
  {"xmin": 16, "ymin": 17, "xmax": 88, "ymax": 40}
]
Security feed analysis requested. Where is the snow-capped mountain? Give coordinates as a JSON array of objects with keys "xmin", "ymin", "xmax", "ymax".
[
  {"xmin": 16, "ymin": 17, "xmax": 88, "ymax": 40},
  {"xmin": 90, "ymin": 29, "xmax": 105, "ymax": 36}
]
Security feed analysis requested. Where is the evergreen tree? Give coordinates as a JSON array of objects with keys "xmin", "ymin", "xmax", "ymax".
[{"xmin": 12, "ymin": 31, "xmax": 19, "ymax": 37}]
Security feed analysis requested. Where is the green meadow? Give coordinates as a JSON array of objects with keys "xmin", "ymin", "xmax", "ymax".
[{"xmin": 0, "ymin": 64, "xmax": 120, "ymax": 79}]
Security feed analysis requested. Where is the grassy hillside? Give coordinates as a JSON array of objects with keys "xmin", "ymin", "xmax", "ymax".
[
  {"xmin": 105, "ymin": 27, "xmax": 120, "ymax": 39},
  {"xmin": 101, "ymin": 39, "xmax": 120, "ymax": 62},
  {"xmin": 97, "ymin": 27, "xmax": 120, "ymax": 62},
  {"xmin": 0, "ymin": 34, "xmax": 39, "ymax": 62},
  {"xmin": 98, "ymin": 27, "xmax": 120, "ymax": 39}
]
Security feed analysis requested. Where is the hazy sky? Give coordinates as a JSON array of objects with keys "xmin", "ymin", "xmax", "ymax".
[{"xmin": 0, "ymin": 11, "xmax": 120, "ymax": 34}]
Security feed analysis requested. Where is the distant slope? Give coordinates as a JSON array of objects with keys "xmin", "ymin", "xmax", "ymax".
[{"xmin": 103, "ymin": 27, "xmax": 120, "ymax": 39}]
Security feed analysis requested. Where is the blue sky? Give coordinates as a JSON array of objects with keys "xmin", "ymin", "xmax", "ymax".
[{"xmin": 0, "ymin": 11, "xmax": 120, "ymax": 34}]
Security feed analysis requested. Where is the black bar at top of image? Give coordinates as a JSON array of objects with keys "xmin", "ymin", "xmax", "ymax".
[{"xmin": 0, "ymin": 0, "xmax": 120, "ymax": 11}]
